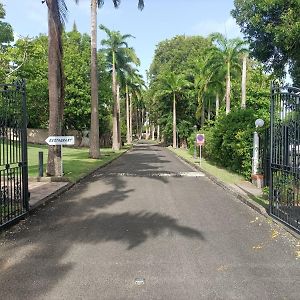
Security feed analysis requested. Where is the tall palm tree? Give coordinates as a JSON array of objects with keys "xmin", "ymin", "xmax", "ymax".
[
  {"xmin": 89, "ymin": 0, "xmax": 144, "ymax": 155},
  {"xmin": 157, "ymin": 72, "xmax": 190, "ymax": 148},
  {"xmin": 45, "ymin": 0, "xmax": 79, "ymax": 176},
  {"xmin": 208, "ymin": 33, "xmax": 247, "ymax": 114},
  {"xmin": 193, "ymin": 58, "xmax": 224, "ymax": 126},
  {"xmin": 89, "ymin": 0, "xmax": 119, "ymax": 158},
  {"xmin": 100, "ymin": 25, "xmax": 139, "ymax": 150},
  {"xmin": 241, "ymin": 53, "xmax": 248, "ymax": 109},
  {"xmin": 127, "ymin": 71, "xmax": 145, "ymax": 142},
  {"xmin": 116, "ymin": 57, "xmax": 141, "ymax": 145}
]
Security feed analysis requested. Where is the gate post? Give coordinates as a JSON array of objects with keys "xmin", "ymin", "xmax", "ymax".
[{"xmin": 20, "ymin": 80, "xmax": 29, "ymax": 211}]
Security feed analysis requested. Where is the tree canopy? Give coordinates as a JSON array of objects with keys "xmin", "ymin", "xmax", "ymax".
[
  {"xmin": 0, "ymin": 3, "xmax": 13, "ymax": 45},
  {"xmin": 232, "ymin": 0, "xmax": 300, "ymax": 84}
]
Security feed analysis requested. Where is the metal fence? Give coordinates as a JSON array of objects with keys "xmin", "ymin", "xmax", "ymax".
[
  {"xmin": 269, "ymin": 84, "xmax": 300, "ymax": 232},
  {"xmin": 0, "ymin": 80, "xmax": 29, "ymax": 228},
  {"xmin": 259, "ymin": 127, "xmax": 270, "ymax": 187}
]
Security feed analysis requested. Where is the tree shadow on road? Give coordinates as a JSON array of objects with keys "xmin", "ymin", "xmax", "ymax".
[
  {"xmin": 0, "ymin": 196, "xmax": 205, "ymax": 298},
  {"xmin": 0, "ymin": 143, "xmax": 204, "ymax": 298}
]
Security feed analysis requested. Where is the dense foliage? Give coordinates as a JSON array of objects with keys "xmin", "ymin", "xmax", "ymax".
[
  {"xmin": 7, "ymin": 28, "xmax": 113, "ymax": 133},
  {"xmin": 148, "ymin": 35, "xmax": 213, "ymax": 144},
  {"xmin": 0, "ymin": 3, "xmax": 13, "ymax": 81},
  {"xmin": 232, "ymin": 0, "xmax": 300, "ymax": 85},
  {"xmin": 147, "ymin": 33, "xmax": 272, "ymax": 178},
  {"xmin": 202, "ymin": 109, "xmax": 266, "ymax": 178}
]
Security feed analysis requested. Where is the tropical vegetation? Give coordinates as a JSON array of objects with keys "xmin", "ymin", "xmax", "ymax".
[
  {"xmin": 2, "ymin": 0, "xmax": 298, "ymax": 180},
  {"xmin": 147, "ymin": 34, "xmax": 271, "ymax": 178},
  {"xmin": 232, "ymin": 0, "xmax": 300, "ymax": 85}
]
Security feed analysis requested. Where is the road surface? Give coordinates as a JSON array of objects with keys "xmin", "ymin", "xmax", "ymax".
[{"xmin": 0, "ymin": 143, "xmax": 299, "ymax": 299}]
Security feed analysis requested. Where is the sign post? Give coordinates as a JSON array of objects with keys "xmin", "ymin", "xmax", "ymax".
[
  {"xmin": 45, "ymin": 136, "xmax": 75, "ymax": 176},
  {"xmin": 196, "ymin": 134, "xmax": 205, "ymax": 166}
]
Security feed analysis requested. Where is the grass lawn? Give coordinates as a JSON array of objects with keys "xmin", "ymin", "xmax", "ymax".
[
  {"xmin": 169, "ymin": 147, "xmax": 244, "ymax": 184},
  {"xmin": 27, "ymin": 144, "xmax": 129, "ymax": 182},
  {"xmin": 169, "ymin": 147, "xmax": 269, "ymax": 208}
]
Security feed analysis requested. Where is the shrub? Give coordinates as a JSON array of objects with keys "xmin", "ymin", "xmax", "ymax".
[{"xmin": 188, "ymin": 109, "xmax": 266, "ymax": 179}]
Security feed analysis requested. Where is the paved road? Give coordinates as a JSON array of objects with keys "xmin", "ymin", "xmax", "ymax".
[{"xmin": 0, "ymin": 143, "xmax": 299, "ymax": 300}]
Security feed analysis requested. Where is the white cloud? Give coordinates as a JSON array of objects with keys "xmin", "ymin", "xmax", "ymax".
[{"xmin": 192, "ymin": 16, "xmax": 242, "ymax": 39}]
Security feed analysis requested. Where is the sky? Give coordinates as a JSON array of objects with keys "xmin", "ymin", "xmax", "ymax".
[{"xmin": 2, "ymin": 0, "xmax": 242, "ymax": 79}]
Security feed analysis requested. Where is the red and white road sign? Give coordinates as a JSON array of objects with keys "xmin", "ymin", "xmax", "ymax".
[{"xmin": 196, "ymin": 134, "xmax": 205, "ymax": 145}]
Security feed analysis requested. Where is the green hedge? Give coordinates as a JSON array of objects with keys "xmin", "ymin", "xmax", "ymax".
[{"xmin": 188, "ymin": 109, "xmax": 266, "ymax": 179}]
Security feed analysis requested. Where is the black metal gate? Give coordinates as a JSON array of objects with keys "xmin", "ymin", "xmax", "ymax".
[
  {"xmin": 0, "ymin": 80, "xmax": 29, "ymax": 228},
  {"xmin": 260, "ymin": 127, "xmax": 270, "ymax": 187},
  {"xmin": 269, "ymin": 83, "xmax": 300, "ymax": 232}
]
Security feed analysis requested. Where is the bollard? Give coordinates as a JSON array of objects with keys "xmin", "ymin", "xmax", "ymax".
[{"xmin": 38, "ymin": 151, "xmax": 43, "ymax": 177}]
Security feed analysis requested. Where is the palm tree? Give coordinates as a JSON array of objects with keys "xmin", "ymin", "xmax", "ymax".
[
  {"xmin": 45, "ymin": 0, "xmax": 79, "ymax": 176},
  {"xmin": 89, "ymin": 0, "xmax": 144, "ymax": 155},
  {"xmin": 127, "ymin": 71, "xmax": 145, "ymax": 142},
  {"xmin": 241, "ymin": 53, "xmax": 248, "ymax": 109},
  {"xmin": 100, "ymin": 25, "xmax": 139, "ymax": 150},
  {"xmin": 157, "ymin": 72, "xmax": 190, "ymax": 148},
  {"xmin": 115, "ymin": 57, "xmax": 141, "ymax": 145},
  {"xmin": 193, "ymin": 58, "xmax": 224, "ymax": 126},
  {"xmin": 208, "ymin": 33, "xmax": 247, "ymax": 114},
  {"xmin": 89, "ymin": 0, "xmax": 119, "ymax": 158}
]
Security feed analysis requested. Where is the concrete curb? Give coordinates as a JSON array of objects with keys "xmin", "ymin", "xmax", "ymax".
[
  {"xmin": 28, "ymin": 147, "xmax": 132, "ymax": 213},
  {"xmin": 29, "ymin": 182, "xmax": 74, "ymax": 212},
  {"xmin": 167, "ymin": 148, "xmax": 300, "ymax": 240}
]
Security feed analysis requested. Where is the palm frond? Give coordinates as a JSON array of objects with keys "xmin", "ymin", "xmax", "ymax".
[
  {"xmin": 138, "ymin": 0, "xmax": 144, "ymax": 10},
  {"xmin": 112, "ymin": 0, "xmax": 121, "ymax": 8},
  {"xmin": 57, "ymin": 0, "xmax": 68, "ymax": 26},
  {"xmin": 122, "ymin": 34, "xmax": 135, "ymax": 40},
  {"xmin": 99, "ymin": 24, "xmax": 111, "ymax": 37}
]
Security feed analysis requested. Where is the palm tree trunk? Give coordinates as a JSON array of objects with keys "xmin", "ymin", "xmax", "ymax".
[
  {"xmin": 201, "ymin": 97, "xmax": 205, "ymax": 128},
  {"xmin": 225, "ymin": 62, "xmax": 231, "ymax": 114},
  {"xmin": 46, "ymin": 0, "xmax": 63, "ymax": 176},
  {"xmin": 173, "ymin": 92, "xmax": 177, "ymax": 148},
  {"xmin": 136, "ymin": 108, "xmax": 139, "ymax": 139},
  {"xmin": 139, "ymin": 109, "xmax": 143, "ymax": 139},
  {"xmin": 152, "ymin": 124, "xmax": 155, "ymax": 140},
  {"xmin": 208, "ymin": 98, "xmax": 211, "ymax": 121},
  {"xmin": 117, "ymin": 83, "xmax": 121, "ymax": 148},
  {"xmin": 241, "ymin": 54, "xmax": 247, "ymax": 109},
  {"xmin": 112, "ymin": 52, "xmax": 119, "ymax": 150},
  {"xmin": 129, "ymin": 92, "xmax": 133, "ymax": 143},
  {"xmin": 126, "ymin": 84, "xmax": 130, "ymax": 144},
  {"xmin": 215, "ymin": 93, "xmax": 220, "ymax": 118},
  {"xmin": 89, "ymin": 0, "xmax": 100, "ymax": 158}
]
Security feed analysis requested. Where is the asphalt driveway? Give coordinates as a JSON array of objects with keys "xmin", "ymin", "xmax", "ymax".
[{"xmin": 0, "ymin": 143, "xmax": 299, "ymax": 299}]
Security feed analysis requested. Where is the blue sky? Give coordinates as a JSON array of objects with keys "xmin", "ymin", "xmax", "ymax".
[{"xmin": 2, "ymin": 0, "xmax": 242, "ymax": 78}]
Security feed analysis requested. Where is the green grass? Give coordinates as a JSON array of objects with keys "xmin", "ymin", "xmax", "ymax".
[
  {"xmin": 253, "ymin": 196, "xmax": 269, "ymax": 209},
  {"xmin": 27, "ymin": 144, "xmax": 129, "ymax": 182},
  {"xmin": 169, "ymin": 147, "xmax": 244, "ymax": 184},
  {"xmin": 169, "ymin": 147, "xmax": 269, "ymax": 208}
]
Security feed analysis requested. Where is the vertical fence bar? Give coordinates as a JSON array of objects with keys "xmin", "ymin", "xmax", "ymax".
[
  {"xmin": 20, "ymin": 80, "xmax": 29, "ymax": 211},
  {"xmin": 269, "ymin": 82, "xmax": 275, "ymax": 214}
]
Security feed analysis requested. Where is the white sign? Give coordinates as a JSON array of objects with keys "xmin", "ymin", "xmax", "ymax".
[{"xmin": 45, "ymin": 136, "xmax": 75, "ymax": 146}]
